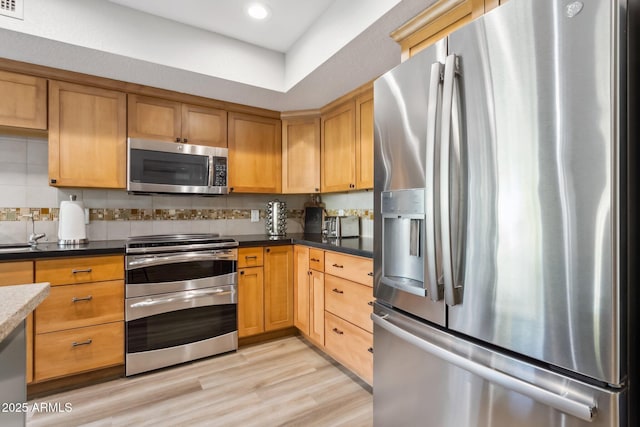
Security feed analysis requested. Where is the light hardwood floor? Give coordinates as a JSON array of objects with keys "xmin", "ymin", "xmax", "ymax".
[{"xmin": 27, "ymin": 336, "xmax": 373, "ymax": 427}]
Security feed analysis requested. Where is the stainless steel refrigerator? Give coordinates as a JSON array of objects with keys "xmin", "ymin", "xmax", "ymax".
[{"xmin": 372, "ymin": 0, "xmax": 639, "ymax": 425}]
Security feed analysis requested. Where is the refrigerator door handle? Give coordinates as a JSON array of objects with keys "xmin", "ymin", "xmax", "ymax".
[
  {"xmin": 371, "ymin": 313, "xmax": 598, "ymax": 422},
  {"xmin": 425, "ymin": 61, "xmax": 444, "ymax": 302},
  {"xmin": 440, "ymin": 54, "xmax": 464, "ymax": 306}
]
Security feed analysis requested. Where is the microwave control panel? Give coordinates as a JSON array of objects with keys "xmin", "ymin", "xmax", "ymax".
[{"xmin": 213, "ymin": 157, "xmax": 227, "ymax": 187}]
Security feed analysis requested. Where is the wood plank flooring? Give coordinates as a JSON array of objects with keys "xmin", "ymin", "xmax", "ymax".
[{"xmin": 26, "ymin": 336, "xmax": 373, "ymax": 427}]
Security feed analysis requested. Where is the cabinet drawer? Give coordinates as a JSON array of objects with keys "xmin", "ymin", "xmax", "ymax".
[
  {"xmin": 324, "ymin": 275, "xmax": 373, "ymax": 333},
  {"xmin": 324, "ymin": 312, "xmax": 373, "ymax": 384},
  {"xmin": 238, "ymin": 247, "xmax": 264, "ymax": 268},
  {"xmin": 34, "ymin": 321, "xmax": 124, "ymax": 382},
  {"xmin": 309, "ymin": 248, "xmax": 324, "ymax": 271},
  {"xmin": 324, "ymin": 252, "xmax": 373, "ymax": 286},
  {"xmin": 35, "ymin": 255, "xmax": 124, "ymax": 286},
  {"xmin": 35, "ymin": 280, "xmax": 124, "ymax": 334}
]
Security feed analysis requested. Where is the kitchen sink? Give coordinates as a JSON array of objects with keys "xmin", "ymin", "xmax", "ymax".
[{"xmin": 0, "ymin": 243, "xmax": 33, "ymax": 252}]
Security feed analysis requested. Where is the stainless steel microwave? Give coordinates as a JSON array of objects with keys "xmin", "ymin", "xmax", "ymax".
[{"xmin": 127, "ymin": 138, "xmax": 228, "ymax": 195}]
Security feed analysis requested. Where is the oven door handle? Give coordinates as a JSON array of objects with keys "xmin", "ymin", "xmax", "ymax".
[
  {"xmin": 129, "ymin": 288, "xmax": 233, "ymax": 308},
  {"xmin": 127, "ymin": 250, "xmax": 236, "ymax": 269}
]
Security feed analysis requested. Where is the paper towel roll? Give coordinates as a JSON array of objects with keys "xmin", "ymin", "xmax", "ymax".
[{"xmin": 58, "ymin": 195, "xmax": 88, "ymax": 245}]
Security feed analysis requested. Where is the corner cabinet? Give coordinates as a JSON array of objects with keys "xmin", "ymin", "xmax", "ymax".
[
  {"xmin": 228, "ymin": 112, "xmax": 282, "ymax": 193},
  {"xmin": 321, "ymin": 86, "xmax": 373, "ymax": 193},
  {"xmin": 0, "ymin": 70, "xmax": 47, "ymax": 130},
  {"xmin": 282, "ymin": 116, "xmax": 321, "ymax": 194},
  {"xmin": 48, "ymin": 81, "xmax": 126, "ymax": 188},
  {"xmin": 127, "ymin": 94, "xmax": 227, "ymax": 147},
  {"xmin": 392, "ymin": 0, "xmax": 507, "ymax": 60}
]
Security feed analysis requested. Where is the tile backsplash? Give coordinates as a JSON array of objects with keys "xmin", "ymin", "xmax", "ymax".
[{"xmin": 0, "ymin": 134, "xmax": 375, "ymax": 243}]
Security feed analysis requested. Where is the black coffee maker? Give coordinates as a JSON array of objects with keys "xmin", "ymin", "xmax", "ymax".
[{"xmin": 304, "ymin": 206, "xmax": 325, "ymax": 234}]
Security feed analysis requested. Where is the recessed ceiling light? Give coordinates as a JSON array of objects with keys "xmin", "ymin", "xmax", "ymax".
[{"xmin": 246, "ymin": 2, "xmax": 271, "ymax": 20}]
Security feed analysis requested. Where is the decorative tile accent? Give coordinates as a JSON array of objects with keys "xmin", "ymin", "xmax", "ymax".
[{"xmin": 0, "ymin": 207, "xmax": 359, "ymax": 221}]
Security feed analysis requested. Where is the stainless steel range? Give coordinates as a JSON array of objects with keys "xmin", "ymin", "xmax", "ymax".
[{"xmin": 125, "ymin": 233, "xmax": 238, "ymax": 376}]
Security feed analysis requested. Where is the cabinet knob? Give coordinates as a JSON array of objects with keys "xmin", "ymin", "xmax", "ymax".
[
  {"xmin": 72, "ymin": 339, "xmax": 93, "ymax": 347},
  {"xmin": 332, "ymin": 263, "xmax": 344, "ymax": 269},
  {"xmin": 230, "ymin": 187, "xmax": 234, "ymax": 192},
  {"xmin": 367, "ymin": 347, "xmax": 373, "ymax": 354},
  {"xmin": 332, "ymin": 327, "xmax": 344, "ymax": 335},
  {"xmin": 240, "ymin": 271, "xmax": 245, "ymax": 275},
  {"xmin": 332, "ymin": 288, "xmax": 344, "ymax": 294},
  {"xmin": 175, "ymin": 137, "xmax": 181, "ymax": 142},
  {"xmin": 266, "ymin": 248, "xmax": 271, "ymax": 253},
  {"xmin": 50, "ymin": 179, "xmax": 57, "ymax": 184},
  {"xmin": 308, "ymin": 271, "xmax": 312, "ymax": 275},
  {"xmin": 368, "ymin": 272, "xmax": 374, "ymax": 277},
  {"xmin": 368, "ymin": 301, "xmax": 374, "ymax": 306},
  {"xmin": 72, "ymin": 296, "xmax": 93, "ymax": 303},
  {"xmin": 315, "ymin": 188, "xmax": 319, "ymax": 192}
]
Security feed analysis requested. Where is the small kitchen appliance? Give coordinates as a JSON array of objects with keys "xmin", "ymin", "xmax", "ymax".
[
  {"xmin": 57, "ymin": 194, "xmax": 88, "ymax": 246},
  {"xmin": 324, "ymin": 216, "xmax": 360, "ymax": 238},
  {"xmin": 303, "ymin": 206, "xmax": 325, "ymax": 234}
]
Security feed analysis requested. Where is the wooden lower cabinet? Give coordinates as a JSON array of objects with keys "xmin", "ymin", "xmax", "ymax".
[
  {"xmin": 264, "ymin": 246, "xmax": 294, "ymax": 331},
  {"xmin": 34, "ymin": 322, "xmax": 124, "ymax": 382},
  {"xmin": 0, "ymin": 261, "xmax": 35, "ymax": 384},
  {"xmin": 293, "ymin": 246, "xmax": 325, "ymax": 347},
  {"xmin": 33, "ymin": 255, "xmax": 125, "ymax": 383},
  {"xmin": 238, "ymin": 266, "xmax": 264, "ymax": 337},
  {"xmin": 309, "ymin": 270, "xmax": 325, "ymax": 346},
  {"xmin": 324, "ymin": 312, "xmax": 373, "ymax": 384},
  {"xmin": 293, "ymin": 246, "xmax": 311, "ymax": 335},
  {"xmin": 324, "ymin": 274, "xmax": 373, "ymax": 333}
]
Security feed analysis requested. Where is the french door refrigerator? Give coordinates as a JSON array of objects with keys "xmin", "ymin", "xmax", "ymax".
[{"xmin": 372, "ymin": 0, "xmax": 639, "ymax": 425}]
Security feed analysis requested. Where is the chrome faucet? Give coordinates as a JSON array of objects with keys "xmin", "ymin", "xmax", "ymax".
[{"xmin": 23, "ymin": 214, "xmax": 46, "ymax": 246}]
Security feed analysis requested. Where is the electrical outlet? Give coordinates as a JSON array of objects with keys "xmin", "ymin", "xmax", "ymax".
[
  {"xmin": 338, "ymin": 209, "xmax": 345, "ymax": 216},
  {"xmin": 251, "ymin": 209, "xmax": 259, "ymax": 222}
]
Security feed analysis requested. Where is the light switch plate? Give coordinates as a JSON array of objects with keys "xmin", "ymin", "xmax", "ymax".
[{"xmin": 251, "ymin": 209, "xmax": 259, "ymax": 222}]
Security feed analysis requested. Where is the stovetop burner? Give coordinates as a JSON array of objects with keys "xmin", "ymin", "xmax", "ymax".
[{"xmin": 126, "ymin": 233, "xmax": 238, "ymax": 254}]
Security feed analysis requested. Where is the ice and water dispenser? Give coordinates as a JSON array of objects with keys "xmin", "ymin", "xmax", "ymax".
[{"xmin": 380, "ymin": 188, "xmax": 428, "ymax": 297}]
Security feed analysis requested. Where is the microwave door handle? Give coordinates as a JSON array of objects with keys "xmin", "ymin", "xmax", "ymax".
[
  {"xmin": 208, "ymin": 156, "xmax": 214, "ymax": 187},
  {"xmin": 426, "ymin": 61, "xmax": 443, "ymax": 302}
]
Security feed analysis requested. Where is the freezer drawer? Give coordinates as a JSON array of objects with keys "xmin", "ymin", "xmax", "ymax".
[{"xmin": 372, "ymin": 304, "xmax": 624, "ymax": 427}]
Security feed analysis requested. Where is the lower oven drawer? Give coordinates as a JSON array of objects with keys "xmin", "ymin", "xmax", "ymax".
[
  {"xmin": 35, "ymin": 280, "xmax": 124, "ymax": 334},
  {"xmin": 324, "ymin": 312, "xmax": 373, "ymax": 384},
  {"xmin": 34, "ymin": 321, "xmax": 124, "ymax": 382}
]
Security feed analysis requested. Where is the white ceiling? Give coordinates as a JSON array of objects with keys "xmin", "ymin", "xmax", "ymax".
[
  {"xmin": 107, "ymin": 0, "xmax": 336, "ymax": 53},
  {"xmin": 0, "ymin": 0, "xmax": 436, "ymax": 111}
]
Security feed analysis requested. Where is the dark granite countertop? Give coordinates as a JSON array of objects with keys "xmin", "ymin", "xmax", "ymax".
[
  {"xmin": 0, "ymin": 240, "xmax": 126, "ymax": 261},
  {"xmin": 0, "ymin": 234, "xmax": 373, "ymax": 261},
  {"xmin": 236, "ymin": 233, "xmax": 373, "ymax": 258}
]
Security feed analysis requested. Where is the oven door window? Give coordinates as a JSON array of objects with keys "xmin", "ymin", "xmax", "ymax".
[
  {"xmin": 127, "ymin": 304, "xmax": 237, "ymax": 353},
  {"xmin": 127, "ymin": 259, "xmax": 236, "ymax": 285},
  {"xmin": 130, "ymin": 148, "xmax": 209, "ymax": 186}
]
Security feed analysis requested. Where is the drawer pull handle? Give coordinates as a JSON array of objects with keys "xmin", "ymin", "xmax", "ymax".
[
  {"xmin": 310, "ymin": 258, "xmax": 320, "ymax": 262},
  {"xmin": 332, "ymin": 288, "xmax": 344, "ymax": 294},
  {"xmin": 368, "ymin": 272, "xmax": 374, "ymax": 277},
  {"xmin": 72, "ymin": 268, "xmax": 92, "ymax": 274},
  {"xmin": 332, "ymin": 264, "xmax": 344, "ymax": 268},
  {"xmin": 72, "ymin": 295, "xmax": 93, "ymax": 303},
  {"xmin": 368, "ymin": 301, "xmax": 374, "ymax": 306},
  {"xmin": 368, "ymin": 347, "xmax": 374, "ymax": 354},
  {"xmin": 332, "ymin": 328, "xmax": 344, "ymax": 335},
  {"xmin": 245, "ymin": 255, "xmax": 258, "ymax": 260},
  {"xmin": 72, "ymin": 339, "xmax": 93, "ymax": 347}
]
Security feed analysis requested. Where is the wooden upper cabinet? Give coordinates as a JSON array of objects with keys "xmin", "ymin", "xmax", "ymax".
[
  {"xmin": 128, "ymin": 94, "xmax": 227, "ymax": 147},
  {"xmin": 181, "ymin": 104, "xmax": 227, "ymax": 147},
  {"xmin": 0, "ymin": 70, "xmax": 47, "ymax": 130},
  {"xmin": 282, "ymin": 116, "xmax": 321, "ymax": 194},
  {"xmin": 49, "ymin": 81, "xmax": 126, "ymax": 188},
  {"xmin": 392, "ymin": 0, "xmax": 485, "ymax": 60},
  {"xmin": 321, "ymin": 101, "xmax": 356, "ymax": 193},
  {"xmin": 228, "ymin": 112, "xmax": 282, "ymax": 193},
  {"xmin": 355, "ymin": 90, "xmax": 374, "ymax": 190}
]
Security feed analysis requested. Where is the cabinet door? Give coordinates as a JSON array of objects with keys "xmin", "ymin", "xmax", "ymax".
[
  {"xmin": 264, "ymin": 246, "xmax": 293, "ymax": 331},
  {"xmin": 0, "ymin": 261, "xmax": 34, "ymax": 384},
  {"xmin": 127, "ymin": 94, "xmax": 182, "ymax": 143},
  {"xmin": 293, "ymin": 246, "xmax": 310, "ymax": 335},
  {"xmin": 355, "ymin": 91, "xmax": 374, "ymax": 190},
  {"xmin": 181, "ymin": 104, "xmax": 227, "ymax": 147},
  {"xmin": 0, "ymin": 70, "xmax": 46, "ymax": 130},
  {"xmin": 309, "ymin": 270, "xmax": 325, "ymax": 347},
  {"xmin": 238, "ymin": 266, "xmax": 264, "ymax": 337},
  {"xmin": 282, "ymin": 117, "xmax": 321, "ymax": 194},
  {"xmin": 321, "ymin": 101, "xmax": 356, "ymax": 192},
  {"xmin": 228, "ymin": 112, "xmax": 282, "ymax": 193},
  {"xmin": 49, "ymin": 81, "xmax": 126, "ymax": 188}
]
